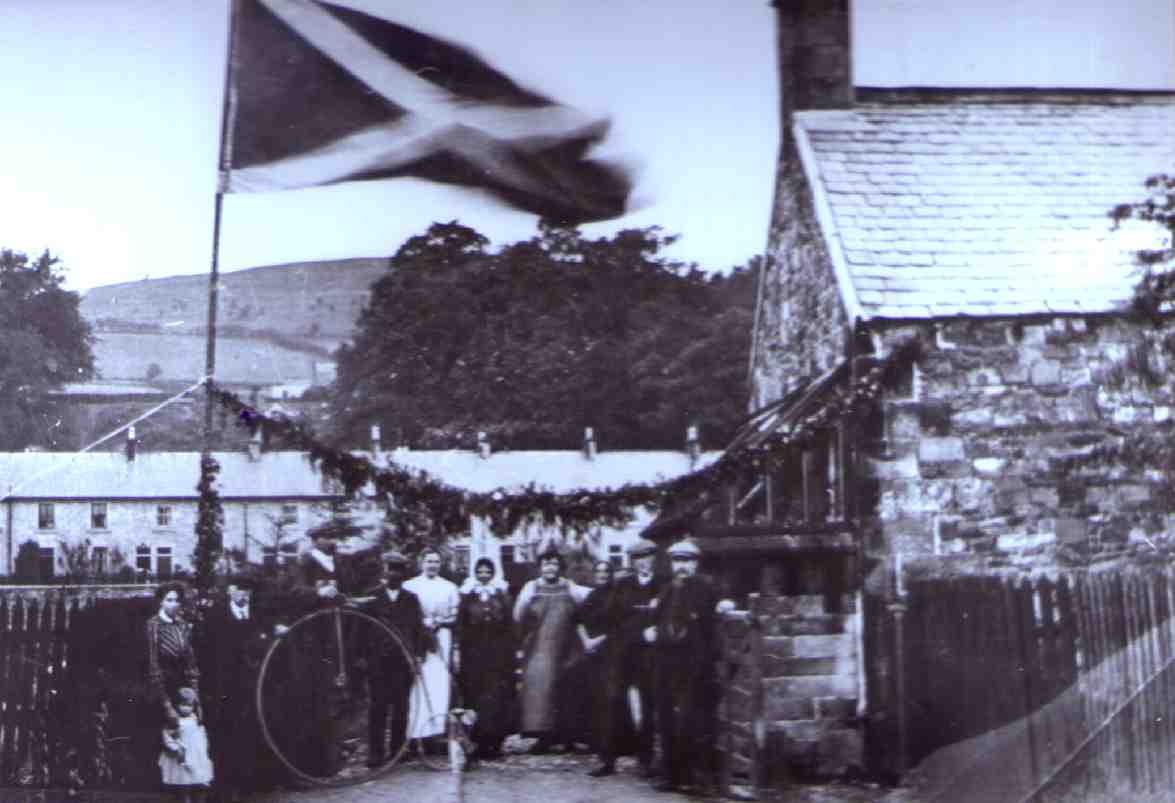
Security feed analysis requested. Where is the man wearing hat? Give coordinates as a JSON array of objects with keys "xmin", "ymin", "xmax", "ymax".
[
  {"xmin": 649, "ymin": 537, "xmax": 720, "ymax": 794},
  {"xmin": 202, "ymin": 575, "xmax": 281, "ymax": 801},
  {"xmin": 588, "ymin": 537, "xmax": 661, "ymax": 778},
  {"xmin": 360, "ymin": 550, "xmax": 427, "ymax": 767}
]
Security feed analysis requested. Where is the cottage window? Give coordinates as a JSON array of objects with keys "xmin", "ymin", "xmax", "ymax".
[
  {"xmin": 92, "ymin": 546, "xmax": 109, "ymax": 575},
  {"xmin": 91, "ymin": 502, "xmax": 108, "ymax": 530},
  {"xmin": 156, "ymin": 505, "xmax": 172, "ymax": 527},
  {"xmin": 608, "ymin": 544, "xmax": 624, "ymax": 569},
  {"xmin": 280, "ymin": 504, "xmax": 298, "ymax": 523},
  {"xmin": 135, "ymin": 544, "xmax": 152, "ymax": 573},
  {"xmin": 500, "ymin": 546, "xmax": 515, "ymax": 565},
  {"xmin": 262, "ymin": 546, "xmax": 277, "ymax": 568},
  {"xmin": 38, "ymin": 503, "xmax": 54, "ymax": 530},
  {"xmin": 156, "ymin": 546, "xmax": 172, "ymax": 578},
  {"xmin": 38, "ymin": 547, "xmax": 55, "ymax": 582},
  {"xmin": 453, "ymin": 545, "xmax": 470, "ymax": 576}
]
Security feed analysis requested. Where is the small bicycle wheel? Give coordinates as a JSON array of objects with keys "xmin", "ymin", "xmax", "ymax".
[{"xmin": 255, "ymin": 606, "xmax": 420, "ymax": 787}]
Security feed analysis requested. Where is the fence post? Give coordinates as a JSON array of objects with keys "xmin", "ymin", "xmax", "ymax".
[{"xmin": 887, "ymin": 575, "xmax": 909, "ymax": 778}]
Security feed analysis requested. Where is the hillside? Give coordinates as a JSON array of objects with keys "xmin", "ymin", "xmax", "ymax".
[{"xmin": 80, "ymin": 256, "xmax": 389, "ymax": 347}]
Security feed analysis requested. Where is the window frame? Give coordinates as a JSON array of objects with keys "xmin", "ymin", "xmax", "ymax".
[
  {"xmin": 90, "ymin": 502, "xmax": 109, "ymax": 531},
  {"xmin": 37, "ymin": 502, "xmax": 55, "ymax": 530}
]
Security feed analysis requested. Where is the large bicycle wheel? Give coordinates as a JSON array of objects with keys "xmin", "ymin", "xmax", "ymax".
[{"xmin": 255, "ymin": 606, "xmax": 421, "ymax": 787}]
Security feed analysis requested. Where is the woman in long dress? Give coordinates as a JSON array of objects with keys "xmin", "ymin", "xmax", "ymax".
[
  {"xmin": 456, "ymin": 558, "xmax": 516, "ymax": 759},
  {"xmin": 146, "ymin": 582, "xmax": 201, "ymax": 727},
  {"xmin": 403, "ymin": 548, "xmax": 460, "ymax": 746},
  {"xmin": 513, "ymin": 545, "xmax": 590, "ymax": 753}
]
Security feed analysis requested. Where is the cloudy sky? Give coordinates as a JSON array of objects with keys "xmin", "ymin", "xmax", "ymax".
[{"xmin": 0, "ymin": 0, "xmax": 1170, "ymax": 290}]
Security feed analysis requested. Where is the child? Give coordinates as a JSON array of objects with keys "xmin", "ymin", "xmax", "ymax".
[{"xmin": 159, "ymin": 687, "xmax": 214, "ymax": 802}]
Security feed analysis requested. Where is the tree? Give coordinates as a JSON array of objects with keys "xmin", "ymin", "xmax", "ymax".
[
  {"xmin": 0, "ymin": 249, "xmax": 95, "ymax": 449},
  {"xmin": 1111, "ymin": 174, "xmax": 1175, "ymax": 319},
  {"xmin": 331, "ymin": 221, "xmax": 756, "ymax": 451}
]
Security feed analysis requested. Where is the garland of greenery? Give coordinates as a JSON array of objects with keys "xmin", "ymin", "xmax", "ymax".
[
  {"xmin": 206, "ymin": 340, "xmax": 920, "ymax": 537},
  {"xmin": 193, "ymin": 453, "xmax": 225, "ymax": 589}
]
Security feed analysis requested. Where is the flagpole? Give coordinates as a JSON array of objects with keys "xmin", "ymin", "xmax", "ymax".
[{"xmin": 204, "ymin": 0, "xmax": 241, "ymax": 450}]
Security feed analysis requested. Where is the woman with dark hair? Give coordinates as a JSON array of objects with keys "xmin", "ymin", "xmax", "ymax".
[
  {"xmin": 146, "ymin": 582, "xmax": 201, "ymax": 726},
  {"xmin": 574, "ymin": 560, "xmax": 635, "ymax": 777},
  {"xmin": 513, "ymin": 545, "xmax": 589, "ymax": 753},
  {"xmin": 456, "ymin": 558, "xmax": 515, "ymax": 760}
]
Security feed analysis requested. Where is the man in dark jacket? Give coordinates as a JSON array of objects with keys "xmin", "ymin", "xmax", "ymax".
[
  {"xmin": 361, "ymin": 550, "xmax": 427, "ymax": 767},
  {"xmin": 649, "ymin": 537, "xmax": 720, "ymax": 794},
  {"xmin": 202, "ymin": 576, "xmax": 280, "ymax": 802},
  {"xmin": 589, "ymin": 538, "xmax": 660, "ymax": 777}
]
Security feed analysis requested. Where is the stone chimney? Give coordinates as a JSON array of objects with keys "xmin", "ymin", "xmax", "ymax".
[
  {"xmin": 583, "ymin": 427, "xmax": 597, "ymax": 461},
  {"xmin": 371, "ymin": 424, "xmax": 382, "ymax": 461},
  {"xmin": 125, "ymin": 425, "xmax": 137, "ymax": 462},
  {"xmin": 774, "ymin": 0, "xmax": 854, "ymax": 134},
  {"xmin": 685, "ymin": 425, "xmax": 701, "ymax": 465},
  {"xmin": 477, "ymin": 431, "xmax": 491, "ymax": 459},
  {"xmin": 247, "ymin": 428, "xmax": 262, "ymax": 462}
]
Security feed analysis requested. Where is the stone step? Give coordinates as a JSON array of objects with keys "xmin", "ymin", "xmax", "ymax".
[
  {"xmin": 764, "ymin": 674, "xmax": 857, "ymax": 702},
  {"xmin": 764, "ymin": 633, "xmax": 856, "ymax": 659},
  {"xmin": 754, "ymin": 593, "xmax": 858, "ymax": 616},
  {"xmin": 765, "ymin": 654, "xmax": 855, "ymax": 677},
  {"xmin": 760, "ymin": 614, "xmax": 850, "ymax": 636}
]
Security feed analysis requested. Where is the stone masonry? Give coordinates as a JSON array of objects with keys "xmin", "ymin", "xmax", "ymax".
[{"xmin": 865, "ymin": 317, "xmax": 1175, "ymax": 568}]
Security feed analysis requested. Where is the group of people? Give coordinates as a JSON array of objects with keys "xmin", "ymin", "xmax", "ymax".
[{"xmin": 141, "ymin": 532, "xmax": 724, "ymax": 801}]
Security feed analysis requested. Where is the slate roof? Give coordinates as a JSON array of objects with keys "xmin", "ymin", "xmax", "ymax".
[
  {"xmin": 0, "ymin": 452, "xmax": 335, "ymax": 500},
  {"xmin": 380, "ymin": 449, "xmax": 722, "ymax": 494},
  {"xmin": 0, "ymin": 449, "xmax": 720, "ymax": 501},
  {"xmin": 794, "ymin": 94, "xmax": 1175, "ymax": 321}
]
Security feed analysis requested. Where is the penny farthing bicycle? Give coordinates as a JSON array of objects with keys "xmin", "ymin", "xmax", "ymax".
[{"xmin": 254, "ymin": 598, "xmax": 457, "ymax": 787}]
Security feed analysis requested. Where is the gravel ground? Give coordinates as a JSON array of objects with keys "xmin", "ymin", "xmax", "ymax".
[{"xmin": 249, "ymin": 744, "xmax": 899, "ymax": 803}]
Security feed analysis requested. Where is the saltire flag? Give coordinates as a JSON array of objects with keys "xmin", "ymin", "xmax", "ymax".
[{"xmin": 222, "ymin": 0, "xmax": 634, "ymax": 224}]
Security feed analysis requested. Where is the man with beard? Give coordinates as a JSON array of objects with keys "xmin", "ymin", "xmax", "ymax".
[
  {"xmin": 648, "ymin": 538, "xmax": 720, "ymax": 795},
  {"xmin": 588, "ymin": 538, "xmax": 660, "ymax": 778},
  {"xmin": 202, "ymin": 577, "xmax": 280, "ymax": 802},
  {"xmin": 360, "ymin": 551, "xmax": 427, "ymax": 767}
]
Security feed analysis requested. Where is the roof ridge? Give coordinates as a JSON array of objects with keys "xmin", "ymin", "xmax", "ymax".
[{"xmin": 855, "ymin": 87, "xmax": 1175, "ymax": 105}]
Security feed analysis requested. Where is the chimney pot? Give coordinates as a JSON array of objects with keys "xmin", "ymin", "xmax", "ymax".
[
  {"xmin": 583, "ymin": 427, "xmax": 597, "ymax": 461},
  {"xmin": 477, "ymin": 431, "xmax": 491, "ymax": 459},
  {"xmin": 371, "ymin": 424, "xmax": 382, "ymax": 459},
  {"xmin": 126, "ymin": 425, "xmax": 137, "ymax": 462},
  {"xmin": 686, "ymin": 425, "xmax": 701, "ymax": 464},
  {"xmin": 247, "ymin": 428, "xmax": 262, "ymax": 461}
]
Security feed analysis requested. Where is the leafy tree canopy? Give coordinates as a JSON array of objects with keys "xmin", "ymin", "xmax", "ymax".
[
  {"xmin": 332, "ymin": 221, "xmax": 757, "ymax": 451},
  {"xmin": 1112, "ymin": 174, "xmax": 1175, "ymax": 318},
  {"xmin": 0, "ymin": 249, "xmax": 95, "ymax": 449}
]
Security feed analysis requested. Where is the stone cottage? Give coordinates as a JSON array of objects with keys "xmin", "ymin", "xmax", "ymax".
[
  {"xmin": 661, "ymin": 0, "xmax": 1175, "ymax": 783},
  {"xmin": 748, "ymin": 0, "xmax": 1175, "ymax": 573}
]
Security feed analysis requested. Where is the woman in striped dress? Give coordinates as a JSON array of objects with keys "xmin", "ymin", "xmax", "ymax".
[{"xmin": 146, "ymin": 582, "xmax": 201, "ymax": 727}]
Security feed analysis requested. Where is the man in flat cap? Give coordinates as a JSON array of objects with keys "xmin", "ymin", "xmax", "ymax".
[
  {"xmin": 648, "ymin": 537, "xmax": 720, "ymax": 794},
  {"xmin": 588, "ymin": 538, "xmax": 662, "ymax": 777},
  {"xmin": 360, "ymin": 550, "xmax": 427, "ymax": 767},
  {"xmin": 202, "ymin": 575, "xmax": 281, "ymax": 801}
]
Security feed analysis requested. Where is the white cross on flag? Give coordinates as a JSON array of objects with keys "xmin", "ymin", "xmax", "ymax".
[{"xmin": 221, "ymin": 0, "xmax": 633, "ymax": 225}]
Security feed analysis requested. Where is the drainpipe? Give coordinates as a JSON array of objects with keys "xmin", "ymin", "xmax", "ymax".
[{"xmin": 888, "ymin": 552, "xmax": 909, "ymax": 779}]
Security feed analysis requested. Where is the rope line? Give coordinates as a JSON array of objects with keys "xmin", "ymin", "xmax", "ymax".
[{"xmin": 0, "ymin": 376, "xmax": 208, "ymax": 505}]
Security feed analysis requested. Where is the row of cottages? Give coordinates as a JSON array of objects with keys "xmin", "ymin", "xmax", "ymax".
[
  {"xmin": 660, "ymin": 0, "xmax": 1175, "ymax": 780},
  {"xmin": 0, "ymin": 427, "xmax": 718, "ymax": 585}
]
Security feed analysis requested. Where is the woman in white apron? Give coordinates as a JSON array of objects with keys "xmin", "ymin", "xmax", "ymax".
[{"xmin": 403, "ymin": 548, "xmax": 460, "ymax": 745}]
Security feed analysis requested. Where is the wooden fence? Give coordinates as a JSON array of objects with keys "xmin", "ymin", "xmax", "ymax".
[
  {"xmin": 885, "ymin": 566, "xmax": 1175, "ymax": 802},
  {"xmin": 0, "ymin": 590, "xmax": 160, "ymax": 792}
]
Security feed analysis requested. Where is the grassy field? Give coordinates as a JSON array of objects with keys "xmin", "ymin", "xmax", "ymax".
[{"xmin": 94, "ymin": 332, "xmax": 321, "ymax": 385}]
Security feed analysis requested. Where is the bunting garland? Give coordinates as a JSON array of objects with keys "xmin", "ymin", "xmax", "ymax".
[{"xmin": 208, "ymin": 340, "xmax": 920, "ymax": 536}]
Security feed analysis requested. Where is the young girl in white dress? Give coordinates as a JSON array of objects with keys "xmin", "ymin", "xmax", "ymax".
[{"xmin": 159, "ymin": 687, "xmax": 214, "ymax": 801}]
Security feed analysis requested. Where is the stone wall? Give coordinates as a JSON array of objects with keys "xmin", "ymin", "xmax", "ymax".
[
  {"xmin": 750, "ymin": 0, "xmax": 853, "ymax": 411},
  {"xmin": 752, "ymin": 147, "xmax": 850, "ymax": 411},
  {"xmin": 864, "ymin": 316, "xmax": 1175, "ymax": 568}
]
